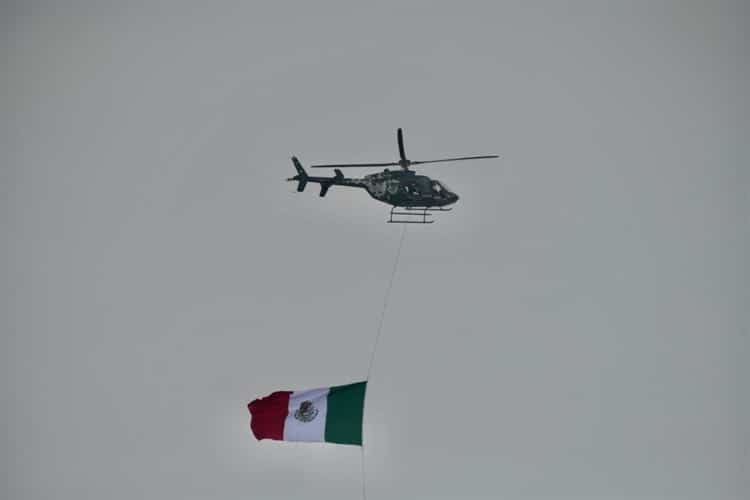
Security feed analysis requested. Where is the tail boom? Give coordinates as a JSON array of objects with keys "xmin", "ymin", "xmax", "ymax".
[{"xmin": 287, "ymin": 157, "xmax": 362, "ymax": 197}]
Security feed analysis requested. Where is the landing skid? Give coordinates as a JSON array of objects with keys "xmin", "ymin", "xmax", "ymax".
[{"xmin": 387, "ymin": 206, "xmax": 452, "ymax": 224}]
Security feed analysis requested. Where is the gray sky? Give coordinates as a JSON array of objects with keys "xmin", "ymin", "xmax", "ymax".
[{"xmin": 2, "ymin": 1, "xmax": 748, "ymax": 499}]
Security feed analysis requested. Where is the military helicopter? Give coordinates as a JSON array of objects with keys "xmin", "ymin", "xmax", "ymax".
[{"xmin": 287, "ymin": 128, "xmax": 498, "ymax": 223}]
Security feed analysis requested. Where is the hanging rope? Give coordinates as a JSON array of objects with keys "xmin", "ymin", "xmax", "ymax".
[
  {"xmin": 365, "ymin": 224, "xmax": 408, "ymax": 380},
  {"xmin": 361, "ymin": 224, "xmax": 408, "ymax": 500},
  {"xmin": 360, "ymin": 445, "xmax": 368, "ymax": 500}
]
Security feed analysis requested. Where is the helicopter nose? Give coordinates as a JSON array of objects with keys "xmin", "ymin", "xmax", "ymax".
[{"xmin": 451, "ymin": 193, "xmax": 460, "ymax": 203}]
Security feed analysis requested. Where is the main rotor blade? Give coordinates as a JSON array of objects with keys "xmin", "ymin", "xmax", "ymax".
[
  {"xmin": 311, "ymin": 162, "xmax": 400, "ymax": 168},
  {"xmin": 411, "ymin": 155, "xmax": 499, "ymax": 165},
  {"xmin": 397, "ymin": 128, "xmax": 407, "ymax": 162}
]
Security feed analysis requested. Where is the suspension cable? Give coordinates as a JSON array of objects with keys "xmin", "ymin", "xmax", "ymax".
[
  {"xmin": 361, "ymin": 224, "xmax": 408, "ymax": 500},
  {"xmin": 365, "ymin": 224, "xmax": 407, "ymax": 380}
]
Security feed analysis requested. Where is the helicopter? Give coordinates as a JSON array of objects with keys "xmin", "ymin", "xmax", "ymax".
[{"xmin": 287, "ymin": 128, "xmax": 498, "ymax": 223}]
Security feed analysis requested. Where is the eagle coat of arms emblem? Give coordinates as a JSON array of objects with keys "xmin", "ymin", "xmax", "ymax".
[{"xmin": 293, "ymin": 400, "xmax": 319, "ymax": 423}]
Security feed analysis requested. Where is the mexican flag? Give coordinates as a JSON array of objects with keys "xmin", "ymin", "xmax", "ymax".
[{"xmin": 248, "ymin": 381, "xmax": 367, "ymax": 446}]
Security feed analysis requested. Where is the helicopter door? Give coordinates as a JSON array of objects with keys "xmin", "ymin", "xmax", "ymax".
[{"xmin": 404, "ymin": 181, "xmax": 422, "ymax": 196}]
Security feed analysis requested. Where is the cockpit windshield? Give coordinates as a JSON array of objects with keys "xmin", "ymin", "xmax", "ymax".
[{"xmin": 431, "ymin": 181, "xmax": 452, "ymax": 195}]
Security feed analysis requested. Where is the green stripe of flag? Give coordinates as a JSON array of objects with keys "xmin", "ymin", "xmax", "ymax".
[{"xmin": 324, "ymin": 381, "xmax": 367, "ymax": 445}]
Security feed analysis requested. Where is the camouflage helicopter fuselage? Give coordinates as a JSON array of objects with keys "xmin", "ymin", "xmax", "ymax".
[
  {"xmin": 357, "ymin": 169, "xmax": 459, "ymax": 207},
  {"xmin": 288, "ymin": 157, "xmax": 459, "ymax": 208}
]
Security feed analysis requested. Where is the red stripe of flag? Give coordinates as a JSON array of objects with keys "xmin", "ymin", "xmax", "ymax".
[{"xmin": 248, "ymin": 391, "xmax": 291, "ymax": 441}]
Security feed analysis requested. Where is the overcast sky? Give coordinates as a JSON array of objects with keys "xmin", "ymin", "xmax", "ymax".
[{"xmin": 2, "ymin": 1, "xmax": 748, "ymax": 499}]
